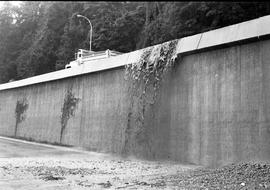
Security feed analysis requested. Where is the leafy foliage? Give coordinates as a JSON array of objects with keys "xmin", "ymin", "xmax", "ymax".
[
  {"xmin": 15, "ymin": 98, "xmax": 28, "ymax": 136},
  {"xmin": 0, "ymin": 2, "xmax": 270, "ymax": 83},
  {"xmin": 124, "ymin": 40, "xmax": 178, "ymax": 155},
  {"xmin": 60, "ymin": 89, "xmax": 80, "ymax": 143}
]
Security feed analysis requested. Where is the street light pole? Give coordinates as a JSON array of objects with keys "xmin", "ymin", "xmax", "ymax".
[{"xmin": 77, "ymin": 14, "xmax": 93, "ymax": 51}]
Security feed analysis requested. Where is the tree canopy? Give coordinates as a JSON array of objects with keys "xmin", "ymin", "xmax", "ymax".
[{"xmin": 0, "ymin": 1, "xmax": 270, "ymax": 83}]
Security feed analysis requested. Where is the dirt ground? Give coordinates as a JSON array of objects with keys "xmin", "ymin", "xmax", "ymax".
[
  {"xmin": 0, "ymin": 136, "xmax": 199, "ymax": 190},
  {"xmin": 0, "ymin": 136, "xmax": 269, "ymax": 190}
]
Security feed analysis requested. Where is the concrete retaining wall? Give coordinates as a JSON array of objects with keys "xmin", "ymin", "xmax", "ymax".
[
  {"xmin": 0, "ymin": 68, "xmax": 130, "ymax": 154},
  {"xmin": 0, "ymin": 16, "xmax": 270, "ymax": 167},
  {"xmin": 166, "ymin": 40, "xmax": 270, "ymax": 167}
]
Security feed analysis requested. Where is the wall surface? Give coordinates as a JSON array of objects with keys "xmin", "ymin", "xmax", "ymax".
[
  {"xmin": 166, "ymin": 39, "xmax": 270, "ymax": 167},
  {"xmin": 0, "ymin": 39, "xmax": 270, "ymax": 167},
  {"xmin": 0, "ymin": 68, "xmax": 130, "ymax": 154},
  {"xmin": 121, "ymin": 39, "xmax": 270, "ymax": 167},
  {"xmin": 1, "ymin": 17, "xmax": 270, "ymax": 167}
]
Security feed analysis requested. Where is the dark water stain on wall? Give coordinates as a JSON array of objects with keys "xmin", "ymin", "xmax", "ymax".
[
  {"xmin": 14, "ymin": 98, "xmax": 28, "ymax": 136},
  {"xmin": 60, "ymin": 89, "xmax": 80, "ymax": 143}
]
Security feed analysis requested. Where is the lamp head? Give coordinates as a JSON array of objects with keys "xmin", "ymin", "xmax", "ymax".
[{"xmin": 77, "ymin": 15, "xmax": 82, "ymax": 17}]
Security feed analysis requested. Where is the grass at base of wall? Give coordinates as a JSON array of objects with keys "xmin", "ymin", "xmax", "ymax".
[{"xmin": 1, "ymin": 135, "xmax": 73, "ymax": 148}]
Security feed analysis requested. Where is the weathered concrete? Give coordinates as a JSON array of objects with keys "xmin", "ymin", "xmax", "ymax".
[
  {"xmin": 0, "ymin": 39, "xmax": 269, "ymax": 167},
  {"xmin": 0, "ymin": 68, "xmax": 130, "ymax": 154},
  {"xmin": 166, "ymin": 40, "xmax": 270, "ymax": 167},
  {"xmin": 0, "ymin": 17, "xmax": 270, "ymax": 167}
]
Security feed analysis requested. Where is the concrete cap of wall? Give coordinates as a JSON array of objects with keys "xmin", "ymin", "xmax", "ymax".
[
  {"xmin": 176, "ymin": 33, "xmax": 202, "ymax": 54},
  {"xmin": 126, "ymin": 49, "xmax": 144, "ymax": 65},
  {"xmin": 258, "ymin": 15, "xmax": 270, "ymax": 36},
  {"xmin": 1, "ymin": 15, "xmax": 270, "ymax": 91},
  {"xmin": 198, "ymin": 18, "xmax": 259, "ymax": 49},
  {"xmin": 198, "ymin": 24, "xmax": 239, "ymax": 49}
]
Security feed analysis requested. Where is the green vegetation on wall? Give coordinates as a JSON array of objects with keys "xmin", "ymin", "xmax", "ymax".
[
  {"xmin": 60, "ymin": 89, "xmax": 80, "ymax": 143},
  {"xmin": 14, "ymin": 98, "xmax": 28, "ymax": 136},
  {"xmin": 123, "ymin": 40, "xmax": 178, "ymax": 156}
]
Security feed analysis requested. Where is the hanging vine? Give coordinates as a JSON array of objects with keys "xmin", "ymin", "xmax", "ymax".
[
  {"xmin": 124, "ymin": 39, "xmax": 179, "ymax": 155},
  {"xmin": 125, "ymin": 39, "xmax": 178, "ymax": 104}
]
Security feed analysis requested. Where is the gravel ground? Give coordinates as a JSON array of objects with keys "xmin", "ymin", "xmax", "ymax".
[
  {"xmin": 0, "ymin": 137, "xmax": 269, "ymax": 190},
  {"xmin": 1, "ymin": 158, "xmax": 269, "ymax": 189},
  {"xmin": 0, "ymin": 157, "xmax": 198, "ymax": 190},
  {"xmin": 166, "ymin": 162, "xmax": 270, "ymax": 190}
]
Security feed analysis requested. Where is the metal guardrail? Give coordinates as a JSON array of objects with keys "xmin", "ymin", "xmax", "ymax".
[
  {"xmin": 83, "ymin": 51, "xmax": 106, "ymax": 57},
  {"xmin": 81, "ymin": 50, "xmax": 122, "ymax": 59}
]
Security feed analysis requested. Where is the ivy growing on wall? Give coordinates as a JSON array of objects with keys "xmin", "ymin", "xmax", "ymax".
[
  {"xmin": 60, "ymin": 89, "xmax": 80, "ymax": 143},
  {"xmin": 124, "ymin": 39, "xmax": 179, "ymax": 155},
  {"xmin": 125, "ymin": 39, "xmax": 178, "ymax": 104},
  {"xmin": 15, "ymin": 98, "xmax": 29, "ymax": 136}
]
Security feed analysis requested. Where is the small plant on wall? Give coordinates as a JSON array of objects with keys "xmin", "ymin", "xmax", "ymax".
[
  {"xmin": 60, "ymin": 89, "xmax": 80, "ymax": 143},
  {"xmin": 15, "ymin": 98, "xmax": 29, "ymax": 136}
]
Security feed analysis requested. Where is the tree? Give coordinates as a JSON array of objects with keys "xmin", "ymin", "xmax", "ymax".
[
  {"xmin": 1, "ymin": 2, "xmax": 270, "ymax": 83},
  {"xmin": 0, "ymin": 2, "xmax": 20, "ymax": 82}
]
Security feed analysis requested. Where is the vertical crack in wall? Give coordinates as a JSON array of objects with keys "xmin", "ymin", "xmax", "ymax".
[
  {"xmin": 60, "ymin": 89, "xmax": 80, "ymax": 143},
  {"xmin": 123, "ymin": 39, "xmax": 179, "ymax": 157},
  {"xmin": 14, "ymin": 98, "xmax": 28, "ymax": 136}
]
